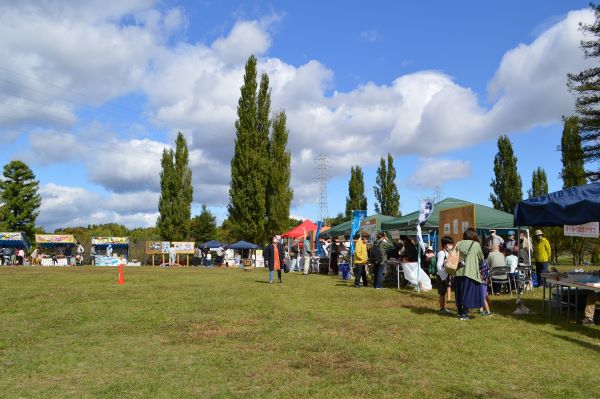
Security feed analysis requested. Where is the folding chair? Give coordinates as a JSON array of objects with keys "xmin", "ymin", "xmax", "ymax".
[{"xmin": 490, "ymin": 266, "xmax": 512, "ymax": 295}]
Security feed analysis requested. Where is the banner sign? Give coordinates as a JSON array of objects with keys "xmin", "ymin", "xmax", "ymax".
[
  {"xmin": 360, "ymin": 218, "xmax": 377, "ymax": 243},
  {"xmin": 0, "ymin": 232, "xmax": 23, "ymax": 241},
  {"xmin": 172, "ymin": 241, "xmax": 195, "ymax": 254},
  {"xmin": 418, "ymin": 198, "xmax": 434, "ymax": 225},
  {"xmin": 146, "ymin": 241, "xmax": 165, "ymax": 254},
  {"xmin": 315, "ymin": 221, "xmax": 325, "ymax": 257},
  {"xmin": 564, "ymin": 222, "xmax": 599, "ymax": 238},
  {"xmin": 36, "ymin": 234, "xmax": 76, "ymax": 245},
  {"xmin": 349, "ymin": 210, "xmax": 368, "ymax": 257},
  {"xmin": 95, "ymin": 256, "xmax": 120, "ymax": 266},
  {"xmin": 91, "ymin": 237, "xmax": 129, "ymax": 245}
]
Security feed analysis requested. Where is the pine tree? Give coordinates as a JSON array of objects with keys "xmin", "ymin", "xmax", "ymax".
[
  {"xmin": 560, "ymin": 116, "xmax": 588, "ymax": 265},
  {"xmin": 528, "ymin": 167, "xmax": 548, "ymax": 198},
  {"xmin": 560, "ymin": 116, "xmax": 587, "ymax": 188},
  {"xmin": 345, "ymin": 166, "xmax": 367, "ymax": 217},
  {"xmin": 265, "ymin": 111, "xmax": 293, "ymax": 239},
  {"xmin": 567, "ymin": 4, "xmax": 600, "ymax": 181},
  {"xmin": 489, "ymin": 135, "xmax": 523, "ymax": 213},
  {"xmin": 228, "ymin": 55, "xmax": 269, "ymax": 244},
  {"xmin": 157, "ymin": 132, "xmax": 193, "ymax": 241},
  {"xmin": 0, "ymin": 160, "xmax": 41, "ymax": 239},
  {"xmin": 190, "ymin": 205, "xmax": 217, "ymax": 243},
  {"xmin": 373, "ymin": 153, "xmax": 400, "ymax": 216}
]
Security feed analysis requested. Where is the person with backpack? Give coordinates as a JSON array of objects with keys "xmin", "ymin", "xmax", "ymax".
[
  {"xmin": 436, "ymin": 236, "xmax": 454, "ymax": 314},
  {"xmin": 372, "ymin": 232, "xmax": 394, "ymax": 289},
  {"xmin": 454, "ymin": 228, "xmax": 484, "ymax": 321}
]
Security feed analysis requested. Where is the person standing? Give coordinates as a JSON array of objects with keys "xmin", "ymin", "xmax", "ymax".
[
  {"xmin": 373, "ymin": 232, "xmax": 393, "ymax": 289},
  {"xmin": 436, "ymin": 236, "xmax": 454, "ymax": 314},
  {"xmin": 454, "ymin": 228, "xmax": 484, "ymax": 320},
  {"xmin": 302, "ymin": 231, "xmax": 312, "ymax": 275},
  {"xmin": 168, "ymin": 244, "xmax": 177, "ymax": 266},
  {"xmin": 487, "ymin": 230, "xmax": 504, "ymax": 253},
  {"xmin": 505, "ymin": 231, "xmax": 516, "ymax": 253},
  {"xmin": 16, "ymin": 248, "xmax": 24, "ymax": 265},
  {"xmin": 329, "ymin": 238, "xmax": 340, "ymax": 275},
  {"xmin": 290, "ymin": 240, "xmax": 299, "ymax": 272},
  {"xmin": 353, "ymin": 233, "xmax": 368, "ymax": 288},
  {"xmin": 533, "ymin": 230, "xmax": 551, "ymax": 287},
  {"xmin": 264, "ymin": 235, "xmax": 285, "ymax": 284}
]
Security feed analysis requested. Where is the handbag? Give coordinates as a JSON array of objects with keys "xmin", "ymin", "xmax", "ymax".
[{"xmin": 445, "ymin": 241, "xmax": 474, "ymax": 276}]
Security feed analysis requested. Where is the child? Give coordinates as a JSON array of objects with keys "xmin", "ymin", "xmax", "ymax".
[
  {"xmin": 479, "ymin": 259, "xmax": 492, "ymax": 316},
  {"xmin": 436, "ymin": 236, "xmax": 454, "ymax": 314}
]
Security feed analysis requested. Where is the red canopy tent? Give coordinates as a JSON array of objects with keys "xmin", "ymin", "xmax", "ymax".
[{"xmin": 281, "ymin": 220, "xmax": 317, "ymax": 239}]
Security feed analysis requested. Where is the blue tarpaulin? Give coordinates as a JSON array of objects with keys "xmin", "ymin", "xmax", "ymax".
[
  {"xmin": 227, "ymin": 240, "xmax": 260, "ymax": 250},
  {"xmin": 514, "ymin": 182, "xmax": 600, "ymax": 226}
]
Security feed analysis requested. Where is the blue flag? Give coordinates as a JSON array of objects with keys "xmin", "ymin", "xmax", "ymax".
[
  {"xmin": 315, "ymin": 221, "xmax": 325, "ymax": 257},
  {"xmin": 349, "ymin": 210, "xmax": 367, "ymax": 257}
]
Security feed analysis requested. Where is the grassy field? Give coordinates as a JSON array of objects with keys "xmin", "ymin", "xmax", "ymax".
[{"xmin": 0, "ymin": 266, "xmax": 599, "ymax": 399}]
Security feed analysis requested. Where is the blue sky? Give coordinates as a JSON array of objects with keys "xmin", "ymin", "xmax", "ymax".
[{"xmin": 0, "ymin": 0, "xmax": 594, "ymax": 230}]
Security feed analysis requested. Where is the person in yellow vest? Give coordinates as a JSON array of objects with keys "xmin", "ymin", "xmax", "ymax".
[
  {"xmin": 533, "ymin": 230, "xmax": 551, "ymax": 287},
  {"xmin": 353, "ymin": 233, "xmax": 368, "ymax": 288}
]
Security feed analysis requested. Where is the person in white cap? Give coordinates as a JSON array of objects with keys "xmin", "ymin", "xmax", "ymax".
[{"xmin": 533, "ymin": 230, "xmax": 551, "ymax": 287}]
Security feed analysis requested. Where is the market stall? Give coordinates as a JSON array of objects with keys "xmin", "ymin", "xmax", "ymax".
[
  {"xmin": 0, "ymin": 232, "xmax": 30, "ymax": 265},
  {"xmin": 227, "ymin": 240, "xmax": 262, "ymax": 268},
  {"xmin": 36, "ymin": 234, "xmax": 77, "ymax": 266},
  {"xmin": 91, "ymin": 237, "xmax": 129, "ymax": 266}
]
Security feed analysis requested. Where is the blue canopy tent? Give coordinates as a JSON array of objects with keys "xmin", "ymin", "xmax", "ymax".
[
  {"xmin": 227, "ymin": 240, "xmax": 261, "ymax": 267},
  {"xmin": 514, "ymin": 182, "xmax": 600, "ymax": 226},
  {"xmin": 198, "ymin": 240, "xmax": 226, "ymax": 249},
  {"xmin": 0, "ymin": 232, "xmax": 30, "ymax": 250}
]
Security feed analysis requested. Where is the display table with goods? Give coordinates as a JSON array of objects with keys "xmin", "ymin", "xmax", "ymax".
[
  {"xmin": 91, "ymin": 237, "xmax": 129, "ymax": 266},
  {"xmin": 35, "ymin": 234, "xmax": 77, "ymax": 266},
  {"xmin": 540, "ymin": 272, "xmax": 600, "ymax": 320}
]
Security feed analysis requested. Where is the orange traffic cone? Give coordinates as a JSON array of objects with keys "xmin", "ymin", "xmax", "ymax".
[{"xmin": 118, "ymin": 263, "xmax": 125, "ymax": 285}]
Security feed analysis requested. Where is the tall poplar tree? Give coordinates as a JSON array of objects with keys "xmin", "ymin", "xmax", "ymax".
[
  {"xmin": 373, "ymin": 153, "xmax": 400, "ymax": 216},
  {"xmin": 0, "ymin": 160, "xmax": 41, "ymax": 239},
  {"xmin": 560, "ymin": 116, "xmax": 587, "ymax": 188},
  {"xmin": 265, "ymin": 111, "xmax": 293, "ymax": 239},
  {"xmin": 560, "ymin": 116, "xmax": 588, "ymax": 265},
  {"xmin": 528, "ymin": 167, "xmax": 549, "ymax": 198},
  {"xmin": 157, "ymin": 132, "xmax": 193, "ymax": 241},
  {"xmin": 489, "ymin": 135, "xmax": 523, "ymax": 213},
  {"xmin": 229, "ymin": 55, "xmax": 270, "ymax": 244},
  {"xmin": 345, "ymin": 166, "xmax": 367, "ymax": 217},
  {"xmin": 567, "ymin": 4, "xmax": 600, "ymax": 181}
]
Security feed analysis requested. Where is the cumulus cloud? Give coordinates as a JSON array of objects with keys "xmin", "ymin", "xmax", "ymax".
[
  {"xmin": 1, "ymin": 3, "xmax": 596, "ymax": 228},
  {"xmin": 409, "ymin": 159, "xmax": 471, "ymax": 188},
  {"xmin": 38, "ymin": 183, "xmax": 158, "ymax": 231}
]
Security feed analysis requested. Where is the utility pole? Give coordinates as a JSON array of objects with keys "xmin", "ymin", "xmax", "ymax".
[{"xmin": 314, "ymin": 154, "xmax": 329, "ymax": 222}]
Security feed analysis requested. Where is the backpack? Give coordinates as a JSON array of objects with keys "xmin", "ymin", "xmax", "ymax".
[
  {"xmin": 371, "ymin": 243, "xmax": 383, "ymax": 264},
  {"xmin": 445, "ymin": 241, "xmax": 474, "ymax": 276}
]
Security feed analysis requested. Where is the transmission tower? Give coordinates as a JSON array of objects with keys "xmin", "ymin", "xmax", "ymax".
[{"xmin": 314, "ymin": 154, "xmax": 329, "ymax": 222}]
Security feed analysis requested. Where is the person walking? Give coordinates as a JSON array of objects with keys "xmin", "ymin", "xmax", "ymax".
[
  {"xmin": 533, "ymin": 230, "xmax": 551, "ymax": 287},
  {"xmin": 353, "ymin": 233, "xmax": 368, "ymax": 288},
  {"xmin": 436, "ymin": 236, "xmax": 454, "ymax": 314},
  {"xmin": 454, "ymin": 228, "xmax": 485, "ymax": 320},
  {"xmin": 372, "ymin": 232, "xmax": 393, "ymax": 289},
  {"xmin": 264, "ymin": 235, "xmax": 285, "ymax": 284}
]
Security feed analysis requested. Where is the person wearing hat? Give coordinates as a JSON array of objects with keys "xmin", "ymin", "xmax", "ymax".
[
  {"xmin": 533, "ymin": 230, "xmax": 551, "ymax": 287},
  {"xmin": 486, "ymin": 229, "xmax": 504, "ymax": 252},
  {"xmin": 505, "ymin": 231, "xmax": 516, "ymax": 253},
  {"xmin": 264, "ymin": 235, "xmax": 285, "ymax": 284}
]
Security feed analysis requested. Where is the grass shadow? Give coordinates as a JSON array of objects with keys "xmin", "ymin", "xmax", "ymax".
[{"xmin": 545, "ymin": 332, "xmax": 600, "ymax": 353}]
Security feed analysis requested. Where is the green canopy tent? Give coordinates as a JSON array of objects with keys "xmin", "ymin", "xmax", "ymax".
[
  {"xmin": 381, "ymin": 198, "xmax": 515, "ymax": 233},
  {"xmin": 322, "ymin": 214, "xmax": 398, "ymax": 239}
]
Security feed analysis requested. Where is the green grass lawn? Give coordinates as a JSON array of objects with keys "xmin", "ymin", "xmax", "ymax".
[{"xmin": 1, "ymin": 266, "xmax": 599, "ymax": 398}]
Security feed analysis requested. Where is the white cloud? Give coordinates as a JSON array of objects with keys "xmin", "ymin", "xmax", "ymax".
[
  {"xmin": 360, "ymin": 30, "xmax": 381, "ymax": 42},
  {"xmin": 38, "ymin": 183, "xmax": 158, "ymax": 231},
  {"xmin": 409, "ymin": 159, "xmax": 471, "ymax": 188}
]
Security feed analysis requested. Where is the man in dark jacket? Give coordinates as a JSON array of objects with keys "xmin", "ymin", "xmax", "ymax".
[{"xmin": 263, "ymin": 235, "xmax": 285, "ymax": 284}]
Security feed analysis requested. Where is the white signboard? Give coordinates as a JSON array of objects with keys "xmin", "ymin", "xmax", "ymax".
[{"xmin": 564, "ymin": 222, "xmax": 599, "ymax": 238}]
